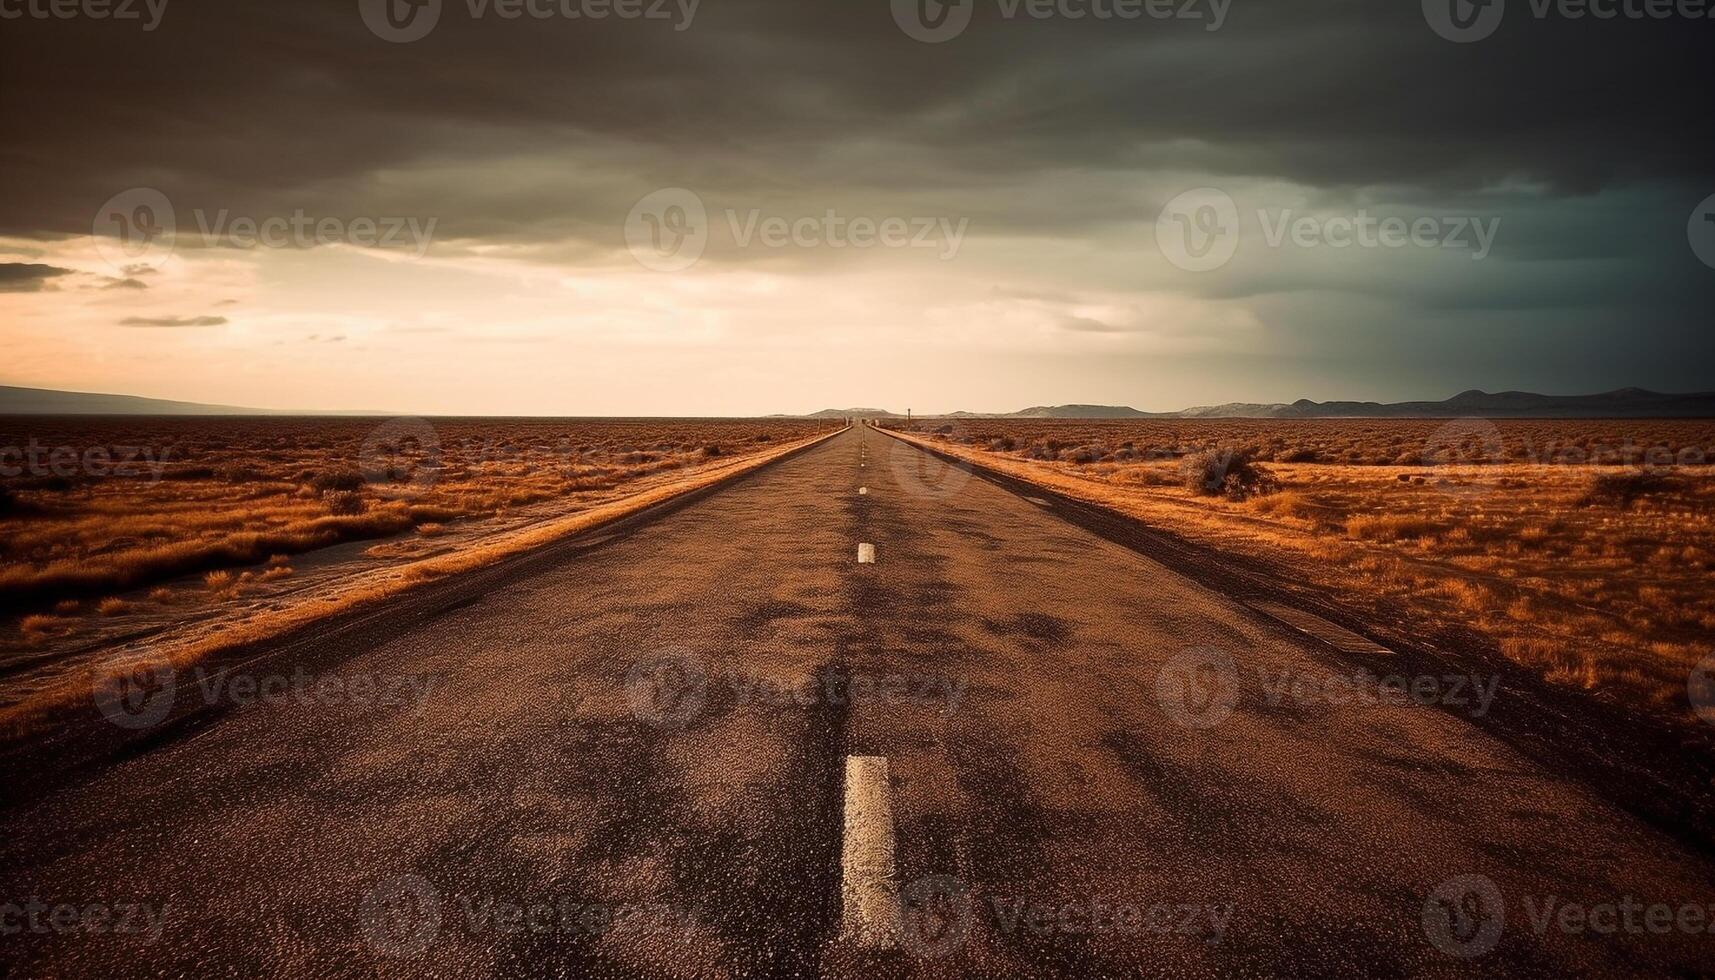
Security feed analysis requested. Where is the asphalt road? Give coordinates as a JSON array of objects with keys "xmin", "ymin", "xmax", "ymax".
[{"xmin": 2, "ymin": 424, "xmax": 1712, "ymax": 978}]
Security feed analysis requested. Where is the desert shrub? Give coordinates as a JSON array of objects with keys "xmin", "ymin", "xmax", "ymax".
[
  {"xmin": 311, "ymin": 469, "xmax": 365, "ymax": 493},
  {"xmin": 1068, "ymin": 446, "xmax": 1101, "ymax": 465},
  {"xmin": 1181, "ymin": 449, "xmax": 1277, "ymax": 500},
  {"xmin": 325, "ymin": 490, "xmax": 366, "ymax": 516},
  {"xmin": 1577, "ymin": 471, "xmax": 1672, "ymax": 508},
  {"xmin": 1278, "ymin": 448, "xmax": 1320, "ymax": 464},
  {"xmin": 703, "ymin": 444, "xmax": 724, "ymax": 458},
  {"xmin": 754, "ymin": 433, "xmax": 772, "ymax": 442},
  {"xmin": 1251, "ymin": 491, "xmax": 1325, "ymax": 522},
  {"xmin": 1346, "ymin": 514, "xmax": 1438, "ymax": 542},
  {"xmin": 988, "ymin": 436, "xmax": 1016, "ymax": 452}
]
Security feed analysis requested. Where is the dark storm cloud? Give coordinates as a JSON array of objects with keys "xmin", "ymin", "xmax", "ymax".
[
  {"xmin": 0, "ymin": 0, "xmax": 1708, "ymax": 243},
  {"xmin": 0, "ymin": 262, "xmax": 73, "ymax": 292}
]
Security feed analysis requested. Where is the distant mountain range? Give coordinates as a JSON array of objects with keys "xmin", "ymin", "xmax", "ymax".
[
  {"xmin": 800, "ymin": 408, "xmax": 899, "ymax": 419},
  {"xmin": 1169, "ymin": 388, "xmax": 1715, "ymax": 419},
  {"xmin": 4, "ymin": 384, "xmax": 1712, "ymax": 419},
  {"xmin": 818, "ymin": 389, "xmax": 1715, "ymax": 420},
  {"xmin": 0, "ymin": 386, "xmax": 383, "ymax": 416}
]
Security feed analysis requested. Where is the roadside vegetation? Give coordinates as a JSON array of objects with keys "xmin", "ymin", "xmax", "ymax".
[
  {"xmin": 0, "ymin": 417, "xmax": 826, "ymax": 643},
  {"xmin": 888, "ymin": 418, "xmax": 1715, "ymax": 723}
]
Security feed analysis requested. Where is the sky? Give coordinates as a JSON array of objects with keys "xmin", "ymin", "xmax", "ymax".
[{"xmin": 1, "ymin": 0, "xmax": 1711, "ymax": 415}]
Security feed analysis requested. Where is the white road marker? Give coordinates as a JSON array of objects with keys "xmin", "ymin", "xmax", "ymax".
[
  {"xmin": 841, "ymin": 756, "xmax": 899, "ymax": 948},
  {"xmin": 858, "ymin": 487, "xmax": 868, "ymax": 495},
  {"xmin": 857, "ymin": 543, "xmax": 876, "ymax": 564}
]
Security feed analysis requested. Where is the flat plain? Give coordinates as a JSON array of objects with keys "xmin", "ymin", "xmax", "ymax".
[{"xmin": 0, "ymin": 416, "xmax": 830, "ymax": 716}]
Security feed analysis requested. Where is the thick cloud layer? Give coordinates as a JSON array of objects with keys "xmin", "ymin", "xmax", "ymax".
[
  {"xmin": 3, "ymin": 0, "xmax": 1709, "ymax": 238},
  {"xmin": 0, "ymin": 0, "xmax": 1711, "ymax": 408}
]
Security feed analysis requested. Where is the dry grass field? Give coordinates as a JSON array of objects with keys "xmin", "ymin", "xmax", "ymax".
[
  {"xmin": 0, "ymin": 416, "xmax": 829, "ymax": 715},
  {"xmin": 889, "ymin": 418, "xmax": 1715, "ymax": 723}
]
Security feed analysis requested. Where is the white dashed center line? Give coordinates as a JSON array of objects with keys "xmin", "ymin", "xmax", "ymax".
[
  {"xmin": 857, "ymin": 543, "xmax": 876, "ymax": 564},
  {"xmin": 840, "ymin": 756, "xmax": 899, "ymax": 949}
]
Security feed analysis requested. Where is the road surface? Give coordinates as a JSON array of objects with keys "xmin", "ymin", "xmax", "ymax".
[{"xmin": 2, "ymin": 424, "xmax": 1712, "ymax": 978}]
